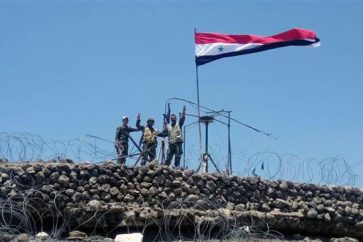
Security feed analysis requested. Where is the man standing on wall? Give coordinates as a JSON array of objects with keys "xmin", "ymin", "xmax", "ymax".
[
  {"xmin": 164, "ymin": 105, "xmax": 186, "ymax": 168},
  {"xmin": 137, "ymin": 115, "xmax": 164, "ymax": 165},
  {"xmin": 114, "ymin": 114, "xmax": 140, "ymax": 164}
]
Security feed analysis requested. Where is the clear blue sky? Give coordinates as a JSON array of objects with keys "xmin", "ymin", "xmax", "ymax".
[{"xmin": 1, "ymin": 1, "xmax": 363, "ymax": 186}]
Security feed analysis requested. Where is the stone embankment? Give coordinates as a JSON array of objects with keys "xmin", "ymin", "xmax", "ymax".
[{"xmin": 1, "ymin": 162, "xmax": 363, "ymax": 240}]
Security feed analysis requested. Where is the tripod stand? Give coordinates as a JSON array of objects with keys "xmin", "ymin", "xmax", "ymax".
[{"xmin": 197, "ymin": 116, "xmax": 221, "ymax": 173}]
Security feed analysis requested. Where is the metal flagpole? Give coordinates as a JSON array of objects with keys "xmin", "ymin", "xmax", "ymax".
[
  {"xmin": 194, "ymin": 28, "xmax": 204, "ymax": 171},
  {"xmin": 196, "ymin": 64, "xmax": 204, "ymax": 170}
]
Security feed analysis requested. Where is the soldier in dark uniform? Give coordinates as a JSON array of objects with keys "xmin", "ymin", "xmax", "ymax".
[
  {"xmin": 164, "ymin": 105, "xmax": 186, "ymax": 168},
  {"xmin": 114, "ymin": 114, "xmax": 140, "ymax": 164},
  {"xmin": 136, "ymin": 115, "xmax": 164, "ymax": 165}
]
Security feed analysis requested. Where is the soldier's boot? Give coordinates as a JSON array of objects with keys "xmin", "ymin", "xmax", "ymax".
[
  {"xmin": 174, "ymin": 155, "xmax": 182, "ymax": 168},
  {"xmin": 119, "ymin": 157, "xmax": 126, "ymax": 165}
]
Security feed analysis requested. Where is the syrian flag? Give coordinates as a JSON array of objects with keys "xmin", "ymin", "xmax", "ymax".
[{"xmin": 195, "ymin": 28, "xmax": 320, "ymax": 66}]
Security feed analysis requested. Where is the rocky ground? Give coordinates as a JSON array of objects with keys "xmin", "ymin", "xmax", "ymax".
[
  {"xmin": 5, "ymin": 232, "xmax": 360, "ymax": 242},
  {"xmin": 1, "ymin": 161, "xmax": 363, "ymax": 241}
]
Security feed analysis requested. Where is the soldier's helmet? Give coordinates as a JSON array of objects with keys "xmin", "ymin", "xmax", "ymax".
[{"xmin": 122, "ymin": 116, "xmax": 128, "ymax": 121}]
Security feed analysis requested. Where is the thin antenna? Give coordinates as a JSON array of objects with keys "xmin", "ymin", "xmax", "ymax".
[{"xmin": 194, "ymin": 28, "xmax": 204, "ymax": 167}]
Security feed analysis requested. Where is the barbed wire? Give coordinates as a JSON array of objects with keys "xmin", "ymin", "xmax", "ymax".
[
  {"xmin": 0, "ymin": 175, "xmax": 69, "ymax": 241},
  {"xmin": 0, "ymin": 132, "xmax": 362, "ymax": 187},
  {"xmin": 0, "ymin": 132, "xmax": 115, "ymax": 163},
  {"xmin": 0, "ymin": 174, "xmax": 285, "ymax": 241}
]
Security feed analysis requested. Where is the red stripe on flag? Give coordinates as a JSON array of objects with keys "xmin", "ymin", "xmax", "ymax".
[{"xmin": 195, "ymin": 28, "xmax": 318, "ymax": 45}]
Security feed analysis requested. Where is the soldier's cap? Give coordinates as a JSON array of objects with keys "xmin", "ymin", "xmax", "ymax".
[
  {"xmin": 147, "ymin": 117, "xmax": 155, "ymax": 122},
  {"xmin": 122, "ymin": 116, "xmax": 128, "ymax": 121}
]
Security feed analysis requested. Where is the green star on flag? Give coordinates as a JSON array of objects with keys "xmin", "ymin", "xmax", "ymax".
[{"xmin": 218, "ymin": 46, "xmax": 224, "ymax": 52}]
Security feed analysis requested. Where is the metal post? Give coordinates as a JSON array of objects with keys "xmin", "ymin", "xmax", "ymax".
[
  {"xmin": 227, "ymin": 111, "xmax": 232, "ymax": 175},
  {"xmin": 183, "ymin": 127, "xmax": 186, "ymax": 169},
  {"xmin": 205, "ymin": 122, "xmax": 209, "ymax": 173},
  {"xmin": 205, "ymin": 122, "xmax": 209, "ymax": 154}
]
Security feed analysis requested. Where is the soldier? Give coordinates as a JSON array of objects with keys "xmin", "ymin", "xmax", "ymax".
[
  {"xmin": 164, "ymin": 105, "xmax": 186, "ymax": 168},
  {"xmin": 114, "ymin": 114, "xmax": 140, "ymax": 164},
  {"xmin": 136, "ymin": 115, "xmax": 164, "ymax": 165}
]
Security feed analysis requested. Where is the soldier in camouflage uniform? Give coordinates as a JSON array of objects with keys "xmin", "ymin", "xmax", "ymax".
[
  {"xmin": 137, "ymin": 115, "xmax": 164, "ymax": 165},
  {"xmin": 114, "ymin": 114, "xmax": 140, "ymax": 164},
  {"xmin": 164, "ymin": 105, "xmax": 186, "ymax": 168}
]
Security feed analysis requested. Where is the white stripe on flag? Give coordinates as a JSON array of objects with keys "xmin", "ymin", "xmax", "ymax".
[{"xmin": 195, "ymin": 43, "xmax": 263, "ymax": 57}]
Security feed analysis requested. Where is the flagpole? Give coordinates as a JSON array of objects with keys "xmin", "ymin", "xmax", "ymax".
[{"xmin": 195, "ymin": 28, "xmax": 204, "ymax": 171}]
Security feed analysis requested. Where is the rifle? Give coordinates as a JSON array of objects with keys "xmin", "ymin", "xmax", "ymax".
[{"xmin": 161, "ymin": 103, "xmax": 171, "ymax": 163}]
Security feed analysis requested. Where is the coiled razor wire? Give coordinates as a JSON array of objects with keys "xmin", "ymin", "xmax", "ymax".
[
  {"xmin": 0, "ymin": 174, "xmax": 284, "ymax": 241},
  {"xmin": 0, "ymin": 132, "xmax": 115, "ymax": 163},
  {"xmin": 0, "ymin": 132, "xmax": 362, "ymax": 187}
]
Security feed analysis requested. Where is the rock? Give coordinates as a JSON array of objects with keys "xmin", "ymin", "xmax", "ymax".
[
  {"xmin": 65, "ymin": 188, "xmax": 75, "ymax": 197},
  {"xmin": 185, "ymin": 194, "xmax": 199, "ymax": 202},
  {"xmin": 58, "ymin": 175, "xmax": 70, "ymax": 187},
  {"xmin": 49, "ymin": 172, "xmax": 60, "ymax": 182},
  {"xmin": 146, "ymin": 169, "xmax": 156, "ymax": 176},
  {"xmin": 275, "ymin": 198, "xmax": 290, "ymax": 209},
  {"xmin": 261, "ymin": 203, "xmax": 271, "ymax": 212},
  {"xmin": 0, "ymin": 173, "xmax": 9, "ymax": 183},
  {"xmin": 67, "ymin": 230, "xmax": 87, "ymax": 240},
  {"xmin": 218, "ymin": 208, "xmax": 231, "ymax": 218},
  {"xmin": 13, "ymin": 233, "xmax": 30, "ymax": 241},
  {"xmin": 356, "ymin": 221, "xmax": 363, "ymax": 230},
  {"xmin": 101, "ymin": 192, "xmax": 111, "ymax": 201},
  {"xmin": 35, "ymin": 231, "xmax": 49, "ymax": 240},
  {"xmin": 171, "ymin": 180, "xmax": 182, "ymax": 187},
  {"xmin": 235, "ymin": 204, "xmax": 246, "ymax": 211},
  {"xmin": 316, "ymin": 204, "xmax": 325, "ymax": 212},
  {"xmin": 293, "ymin": 233, "xmax": 304, "ymax": 240},
  {"xmin": 140, "ymin": 188, "xmax": 150, "ymax": 196},
  {"xmin": 89, "ymin": 176, "xmax": 98, "ymax": 185},
  {"xmin": 170, "ymin": 168, "xmax": 183, "ymax": 178},
  {"xmin": 160, "ymin": 176, "xmax": 168, "ymax": 186},
  {"xmin": 143, "ymin": 175, "xmax": 153, "ymax": 182},
  {"xmin": 140, "ymin": 182, "xmax": 152, "ymax": 189},
  {"xmin": 158, "ymin": 191, "xmax": 168, "ymax": 199},
  {"xmin": 351, "ymin": 207, "xmax": 359, "ymax": 215},
  {"xmin": 69, "ymin": 171, "xmax": 78, "ymax": 181},
  {"xmin": 77, "ymin": 186, "xmax": 85, "ymax": 193},
  {"xmin": 26, "ymin": 166, "xmax": 35, "ymax": 174},
  {"xmin": 226, "ymin": 202, "xmax": 235, "ymax": 210},
  {"xmin": 87, "ymin": 200, "xmax": 101, "ymax": 211},
  {"xmin": 258, "ymin": 183, "xmax": 266, "ymax": 190},
  {"xmin": 79, "ymin": 170, "xmax": 91, "ymax": 179},
  {"xmin": 82, "ymin": 191, "xmax": 91, "ymax": 200},
  {"xmin": 84, "ymin": 235, "xmax": 107, "ymax": 241},
  {"xmin": 110, "ymin": 187, "xmax": 119, "ymax": 196},
  {"xmin": 97, "ymin": 174, "xmax": 108, "ymax": 183},
  {"xmin": 183, "ymin": 169, "xmax": 194, "ymax": 177},
  {"xmin": 72, "ymin": 192, "xmax": 82, "ymax": 202},
  {"xmin": 126, "ymin": 169, "xmax": 135, "ymax": 177},
  {"xmin": 35, "ymin": 171, "xmax": 45, "ymax": 182},
  {"xmin": 149, "ymin": 186, "xmax": 158, "ymax": 196},
  {"xmin": 279, "ymin": 181, "xmax": 289, "ymax": 191},
  {"xmin": 324, "ymin": 213, "xmax": 331, "ymax": 222},
  {"xmin": 307, "ymin": 208, "xmax": 318, "ymax": 219},
  {"xmin": 330, "ymin": 238, "xmax": 359, "ymax": 242},
  {"xmin": 206, "ymin": 181, "xmax": 217, "ymax": 192},
  {"xmin": 115, "ymin": 233, "xmax": 143, "ymax": 242},
  {"xmin": 41, "ymin": 185, "xmax": 54, "ymax": 194},
  {"xmin": 326, "ymin": 207, "xmax": 335, "ymax": 214},
  {"xmin": 98, "ymin": 184, "xmax": 111, "ymax": 193},
  {"xmin": 124, "ymin": 194, "xmax": 134, "ymax": 202}
]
